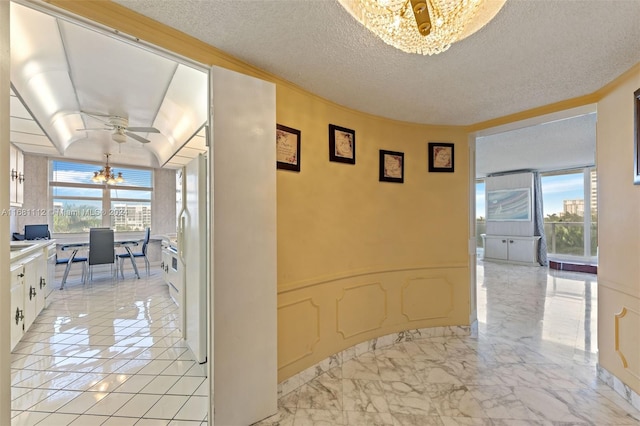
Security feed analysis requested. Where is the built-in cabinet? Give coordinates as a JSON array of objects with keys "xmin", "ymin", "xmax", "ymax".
[
  {"xmin": 9, "ymin": 143, "xmax": 25, "ymax": 206},
  {"xmin": 10, "ymin": 242, "xmax": 54, "ymax": 351},
  {"xmin": 482, "ymin": 234, "xmax": 541, "ymax": 265},
  {"xmin": 161, "ymin": 244, "xmax": 182, "ymax": 329},
  {"xmin": 10, "ymin": 263, "xmax": 25, "ymax": 350}
]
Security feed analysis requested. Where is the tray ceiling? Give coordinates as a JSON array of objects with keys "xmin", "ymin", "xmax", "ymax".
[{"xmin": 9, "ymin": 2, "xmax": 207, "ymax": 169}]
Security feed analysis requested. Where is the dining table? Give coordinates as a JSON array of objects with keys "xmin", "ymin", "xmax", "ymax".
[{"xmin": 58, "ymin": 240, "xmax": 140, "ymax": 290}]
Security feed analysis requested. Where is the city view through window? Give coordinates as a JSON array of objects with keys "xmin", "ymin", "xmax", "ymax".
[
  {"xmin": 477, "ymin": 168, "xmax": 597, "ymax": 260},
  {"xmin": 50, "ymin": 160, "xmax": 152, "ymax": 233}
]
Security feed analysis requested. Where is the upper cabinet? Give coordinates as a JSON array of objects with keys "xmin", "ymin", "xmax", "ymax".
[{"xmin": 10, "ymin": 143, "xmax": 24, "ymax": 206}]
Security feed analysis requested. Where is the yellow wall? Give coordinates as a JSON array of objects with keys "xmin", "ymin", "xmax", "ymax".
[
  {"xmin": 48, "ymin": 1, "xmax": 472, "ymax": 382},
  {"xmin": 596, "ymin": 65, "xmax": 640, "ymax": 395},
  {"xmin": 276, "ymin": 85, "xmax": 470, "ymax": 379}
]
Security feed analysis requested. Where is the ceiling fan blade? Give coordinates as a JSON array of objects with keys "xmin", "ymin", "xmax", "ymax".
[
  {"xmin": 125, "ymin": 131, "xmax": 151, "ymax": 144},
  {"xmin": 126, "ymin": 126, "xmax": 160, "ymax": 133},
  {"xmin": 77, "ymin": 127, "xmax": 110, "ymax": 131}
]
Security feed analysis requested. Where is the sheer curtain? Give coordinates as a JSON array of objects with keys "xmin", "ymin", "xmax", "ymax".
[{"xmin": 533, "ymin": 172, "xmax": 548, "ymax": 266}]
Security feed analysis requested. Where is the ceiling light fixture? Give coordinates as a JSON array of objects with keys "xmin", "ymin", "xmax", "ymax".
[
  {"xmin": 91, "ymin": 154, "xmax": 124, "ymax": 185},
  {"xmin": 337, "ymin": 0, "xmax": 506, "ymax": 55}
]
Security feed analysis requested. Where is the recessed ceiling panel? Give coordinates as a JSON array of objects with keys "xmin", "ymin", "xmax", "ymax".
[{"xmin": 476, "ymin": 113, "xmax": 596, "ymax": 177}]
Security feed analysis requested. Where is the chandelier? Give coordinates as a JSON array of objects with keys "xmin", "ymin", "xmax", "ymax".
[
  {"xmin": 337, "ymin": 0, "xmax": 506, "ymax": 55},
  {"xmin": 91, "ymin": 154, "xmax": 124, "ymax": 185}
]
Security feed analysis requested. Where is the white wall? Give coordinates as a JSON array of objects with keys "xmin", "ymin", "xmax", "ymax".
[
  {"xmin": 1, "ymin": 1, "xmax": 11, "ymax": 423},
  {"xmin": 210, "ymin": 66, "xmax": 278, "ymax": 425}
]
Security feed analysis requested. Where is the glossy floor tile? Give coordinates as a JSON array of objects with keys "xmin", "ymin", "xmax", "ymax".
[
  {"xmin": 256, "ymin": 260, "xmax": 640, "ymax": 426},
  {"xmin": 11, "ymin": 269, "xmax": 208, "ymax": 426}
]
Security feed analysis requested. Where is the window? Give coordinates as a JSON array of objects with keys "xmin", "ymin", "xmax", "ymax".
[
  {"xmin": 50, "ymin": 160, "xmax": 153, "ymax": 233},
  {"xmin": 476, "ymin": 179, "xmax": 486, "ymax": 248},
  {"xmin": 541, "ymin": 168, "xmax": 597, "ymax": 259}
]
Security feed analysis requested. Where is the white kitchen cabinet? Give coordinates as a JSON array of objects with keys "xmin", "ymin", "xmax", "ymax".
[
  {"xmin": 22, "ymin": 252, "xmax": 44, "ymax": 332},
  {"xmin": 10, "ymin": 242, "xmax": 53, "ymax": 351},
  {"xmin": 482, "ymin": 234, "xmax": 541, "ymax": 265},
  {"xmin": 9, "ymin": 143, "xmax": 24, "ymax": 206},
  {"xmin": 161, "ymin": 246, "xmax": 171, "ymax": 285},
  {"xmin": 10, "ymin": 263, "xmax": 25, "ymax": 351}
]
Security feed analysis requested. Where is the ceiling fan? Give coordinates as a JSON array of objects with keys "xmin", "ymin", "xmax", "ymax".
[{"xmin": 77, "ymin": 111, "xmax": 160, "ymax": 144}]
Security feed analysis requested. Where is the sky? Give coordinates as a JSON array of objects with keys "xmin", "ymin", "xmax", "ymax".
[{"xmin": 476, "ymin": 173, "xmax": 585, "ymax": 219}]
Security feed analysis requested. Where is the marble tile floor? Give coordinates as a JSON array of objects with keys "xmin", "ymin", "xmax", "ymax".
[
  {"xmin": 10, "ymin": 268, "xmax": 209, "ymax": 426},
  {"xmin": 256, "ymin": 261, "xmax": 640, "ymax": 426}
]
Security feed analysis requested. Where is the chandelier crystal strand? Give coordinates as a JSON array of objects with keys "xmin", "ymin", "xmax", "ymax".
[{"xmin": 339, "ymin": 0, "xmax": 499, "ymax": 55}]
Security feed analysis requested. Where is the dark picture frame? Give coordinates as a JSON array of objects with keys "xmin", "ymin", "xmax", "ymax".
[
  {"xmin": 329, "ymin": 124, "xmax": 355, "ymax": 164},
  {"xmin": 276, "ymin": 124, "xmax": 301, "ymax": 172},
  {"xmin": 634, "ymin": 88, "xmax": 640, "ymax": 184},
  {"xmin": 428, "ymin": 142, "xmax": 454, "ymax": 173},
  {"xmin": 379, "ymin": 150, "xmax": 404, "ymax": 183}
]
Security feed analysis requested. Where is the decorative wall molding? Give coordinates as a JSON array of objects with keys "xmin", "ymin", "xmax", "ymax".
[
  {"xmin": 401, "ymin": 277, "xmax": 453, "ymax": 321},
  {"xmin": 278, "ymin": 263, "xmax": 467, "ymax": 294},
  {"xmin": 614, "ymin": 306, "xmax": 640, "ymax": 379},
  {"xmin": 277, "ymin": 298, "xmax": 321, "ymax": 368},
  {"xmin": 277, "ymin": 325, "xmax": 470, "ymax": 398},
  {"xmin": 336, "ymin": 282, "xmax": 388, "ymax": 339}
]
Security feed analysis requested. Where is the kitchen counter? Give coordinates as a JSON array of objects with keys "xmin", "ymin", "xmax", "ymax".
[{"xmin": 10, "ymin": 240, "xmax": 56, "ymax": 262}]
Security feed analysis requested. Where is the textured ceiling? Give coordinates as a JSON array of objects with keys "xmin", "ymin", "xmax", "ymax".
[
  {"xmin": 476, "ymin": 112, "xmax": 597, "ymax": 177},
  {"xmin": 11, "ymin": 0, "xmax": 640, "ymax": 175},
  {"xmin": 113, "ymin": 0, "xmax": 640, "ymax": 126}
]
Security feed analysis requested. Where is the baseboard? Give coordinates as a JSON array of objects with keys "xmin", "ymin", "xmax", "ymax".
[
  {"xmin": 277, "ymin": 325, "xmax": 470, "ymax": 398},
  {"xmin": 597, "ymin": 364, "xmax": 640, "ymax": 412}
]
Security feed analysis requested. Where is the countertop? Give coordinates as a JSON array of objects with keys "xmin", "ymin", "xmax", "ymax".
[{"xmin": 10, "ymin": 240, "xmax": 56, "ymax": 263}]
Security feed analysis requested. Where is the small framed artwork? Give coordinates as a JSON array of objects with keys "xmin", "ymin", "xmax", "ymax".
[
  {"xmin": 276, "ymin": 124, "xmax": 301, "ymax": 172},
  {"xmin": 634, "ymin": 88, "xmax": 640, "ymax": 184},
  {"xmin": 428, "ymin": 142, "xmax": 454, "ymax": 173},
  {"xmin": 379, "ymin": 150, "xmax": 404, "ymax": 183},
  {"xmin": 329, "ymin": 124, "xmax": 355, "ymax": 164}
]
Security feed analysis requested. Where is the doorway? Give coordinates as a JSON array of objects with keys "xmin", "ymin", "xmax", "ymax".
[{"xmin": 7, "ymin": 1, "xmax": 211, "ymax": 423}]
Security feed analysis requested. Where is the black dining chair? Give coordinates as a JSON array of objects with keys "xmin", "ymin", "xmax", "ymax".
[
  {"xmin": 87, "ymin": 228, "xmax": 116, "ymax": 282},
  {"xmin": 56, "ymin": 252, "xmax": 88, "ymax": 283},
  {"xmin": 118, "ymin": 227, "xmax": 151, "ymax": 278}
]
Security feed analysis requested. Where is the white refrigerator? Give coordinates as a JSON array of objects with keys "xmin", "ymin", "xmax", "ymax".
[{"xmin": 177, "ymin": 153, "xmax": 208, "ymax": 365}]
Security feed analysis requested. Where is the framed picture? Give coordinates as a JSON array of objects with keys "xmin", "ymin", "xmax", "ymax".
[
  {"xmin": 634, "ymin": 88, "xmax": 640, "ymax": 184},
  {"xmin": 379, "ymin": 150, "xmax": 404, "ymax": 183},
  {"xmin": 329, "ymin": 124, "xmax": 355, "ymax": 164},
  {"xmin": 428, "ymin": 142, "xmax": 454, "ymax": 173},
  {"xmin": 276, "ymin": 124, "xmax": 301, "ymax": 172}
]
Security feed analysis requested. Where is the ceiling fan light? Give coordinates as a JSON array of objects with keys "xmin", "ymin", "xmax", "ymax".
[{"xmin": 112, "ymin": 131, "xmax": 127, "ymax": 144}]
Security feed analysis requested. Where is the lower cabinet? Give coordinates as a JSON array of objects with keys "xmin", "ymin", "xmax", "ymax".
[
  {"xmin": 482, "ymin": 234, "xmax": 541, "ymax": 265},
  {"xmin": 10, "ymin": 263, "xmax": 25, "ymax": 351},
  {"xmin": 10, "ymin": 247, "xmax": 49, "ymax": 351},
  {"xmin": 23, "ymin": 252, "xmax": 43, "ymax": 332},
  {"xmin": 161, "ymin": 246, "xmax": 171, "ymax": 284},
  {"xmin": 162, "ymin": 245, "xmax": 182, "ymax": 331}
]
